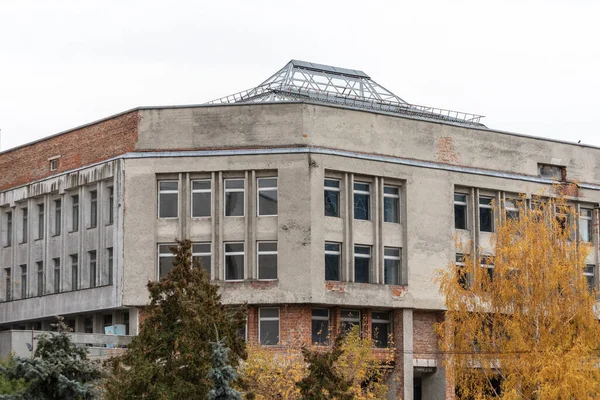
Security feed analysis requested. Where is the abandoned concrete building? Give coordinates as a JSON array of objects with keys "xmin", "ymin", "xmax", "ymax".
[{"xmin": 1, "ymin": 60, "xmax": 599, "ymax": 399}]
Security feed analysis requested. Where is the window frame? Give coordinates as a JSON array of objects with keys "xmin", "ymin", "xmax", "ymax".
[
  {"xmin": 353, "ymin": 181, "xmax": 371, "ymax": 221},
  {"xmin": 324, "ymin": 178, "xmax": 341, "ymax": 218},
  {"xmin": 372, "ymin": 311, "xmax": 391, "ymax": 348},
  {"xmin": 353, "ymin": 245, "xmax": 372, "ymax": 283},
  {"xmin": 311, "ymin": 308, "xmax": 330, "ymax": 346},
  {"xmin": 480, "ymin": 255, "xmax": 495, "ymax": 282},
  {"xmin": 37, "ymin": 203, "xmax": 44, "ymax": 239},
  {"xmin": 157, "ymin": 180, "xmax": 179, "ymax": 219},
  {"xmin": 71, "ymin": 254, "xmax": 79, "ymax": 291},
  {"xmin": 580, "ymin": 208, "xmax": 593, "ymax": 243},
  {"xmin": 157, "ymin": 243, "xmax": 177, "ymax": 279},
  {"xmin": 257, "ymin": 177, "xmax": 278, "ymax": 217},
  {"xmin": 53, "ymin": 258, "xmax": 60, "ymax": 294},
  {"xmin": 20, "ymin": 265, "xmax": 27, "ymax": 299},
  {"xmin": 224, "ymin": 242, "xmax": 245, "ymax": 281},
  {"xmin": 383, "ymin": 247, "xmax": 401, "ymax": 285},
  {"xmin": 584, "ymin": 264, "xmax": 595, "ymax": 292},
  {"xmin": 325, "ymin": 242, "xmax": 342, "ymax": 281},
  {"xmin": 454, "ymin": 193, "xmax": 468, "ymax": 230},
  {"xmin": 22, "ymin": 207, "xmax": 28, "ymax": 244},
  {"xmin": 71, "ymin": 194, "xmax": 79, "ymax": 232},
  {"xmin": 108, "ymin": 186, "xmax": 114, "ymax": 225},
  {"xmin": 224, "ymin": 178, "xmax": 245, "ymax": 217},
  {"xmin": 54, "ymin": 199, "xmax": 61, "ymax": 235},
  {"xmin": 258, "ymin": 307, "xmax": 280, "ymax": 346},
  {"xmin": 191, "ymin": 179, "xmax": 212, "ymax": 218},
  {"xmin": 107, "ymin": 247, "xmax": 113, "ymax": 285},
  {"xmin": 6, "ymin": 211, "xmax": 12, "ymax": 247},
  {"xmin": 192, "ymin": 242, "xmax": 212, "ymax": 279},
  {"xmin": 383, "ymin": 185, "xmax": 400, "ymax": 223},
  {"xmin": 89, "ymin": 190, "xmax": 98, "ymax": 228},
  {"xmin": 5, "ymin": 268, "xmax": 12, "ymax": 301},
  {"xmin": 505, "ymin": 198, "xmax": 520, "ymax": 221},
  {"xmin": 257, "ymin": 241, "xmax": 278, "ymax": 280},
  {"xmin": 89, "ymin": 250, "xmax": 97, "ymax": 288},
  {"xmin": 479, "ymin": 196, "xmax": 494, "ymax": 233},
  {"xmin": 341, "ymin": 309, "xmax": 361, "ymax": 335},
  {"xmin": 36, "ymin": 261, "xmax": 44, "ymax": 296}
]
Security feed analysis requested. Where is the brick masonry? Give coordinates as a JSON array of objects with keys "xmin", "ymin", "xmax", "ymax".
[{"xmin": 0, "ymin": 111, "xmax": 139, "ymax": 191}]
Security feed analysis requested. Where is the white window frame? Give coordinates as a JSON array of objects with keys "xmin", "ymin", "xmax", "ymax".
[
  {"xmin": 383, "ymin": 247, "xmax": 401, "ymax": 285},
  {"xmin": 480, "ymin": 255, "xmax": 494, "ymax": 281},
  {"xmin": 157, "ymin": 180, "xmax": 179, "ymax": 219},
  {"xmin": 311, "ymin": 308, "xmax": 330, "ymax": 346},
  {"xmin": 257, "ymin": 177, "xmax": 278, "ymax": 217},
  {"xmin": 479, "ymin": 196, "xmax": 494, "ymax": 232},
  {"xmin": 192, "ymin": 242, "xmax": 212, "ymax": 278},
  {"xmin": 191, "ymin": 179, "xmax": 212, "ymax": 218},
  {"xmin": 325, "ymin": 242, "xmax": 342, "ymax": 281},
  {"xmin": 341, "ymin": 309, "xmax": 361, "ymax": 334},
  {"xmin": 257, "ymin": 241, "xmax": 278, "ymax": 280},
  {"xmin": 505, "ymin": 198, "xmax": 519, "ymax": 220},
  {"xmin": 584, "ymin": 264, "xmax": 595, "ymax": 291},
  {"xmin": 353, "ymin": 181, "xmax": 371, "ymax": 221},
  {"xmin": 353, "ymin": 245, "xmax": 372, "ymax": 283},
  {"xmin": 371, "ymin": 311, "xmax": 392, "ymax": 347},
  {"xmin": 258, "ymin": 307, "xmax": 280, "ymax": 346},
  {"xmin": 580, "ymin": 207, "xmax": 593, "ymax": 243},
  {"xmin": 224, "ymin": 242, "xmax": 245, "ymax": 281},
  {"xmin": 324, "ymin": 178, "xmax": 341, "ymax": 218},
  {"xmin": 454, "ymin": 193, "xmax": 468, "ymax": 229},
  {"xmin": 383, "ymin": 185, "xmax": 400, "ymax": 223},
  {"xmin": 157, "ymin": 243, "xmax": 177, "ymax": 279},
  {"xmin": 224, "ymin": 178, "xmax": 245, "ymax": 217}
]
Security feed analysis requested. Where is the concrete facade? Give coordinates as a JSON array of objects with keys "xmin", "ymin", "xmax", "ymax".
[{"xmin": 1, "ymin": 101, "xmax": 599, "ymax": 399}]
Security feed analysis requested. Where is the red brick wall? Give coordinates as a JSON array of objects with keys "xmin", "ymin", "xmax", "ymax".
[
  {"xmin": 413, "ymin": 311, "xmax": 443, "ymax": 360},
  {"xmin": 0, "ymin": 111, "xmax": 139, "ymax": 191}
]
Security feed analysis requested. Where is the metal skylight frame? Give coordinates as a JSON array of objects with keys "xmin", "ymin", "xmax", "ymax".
[{"xmin": 207, "ymin": 60, "xmax": 485, "ymax": 127}]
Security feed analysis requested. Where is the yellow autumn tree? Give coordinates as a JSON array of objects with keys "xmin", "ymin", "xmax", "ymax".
[
  {"xmin": 238, "ymin": 326, "xmax": 394, "ymax": 399},
  {"xmin": 437, "ymin": 195, "xmax": 600, "ymax": 399}
]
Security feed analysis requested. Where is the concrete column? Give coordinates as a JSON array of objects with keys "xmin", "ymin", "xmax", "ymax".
[{"xmin": 403, "ymin": 308, "xmax": 414, "ymax": 400}]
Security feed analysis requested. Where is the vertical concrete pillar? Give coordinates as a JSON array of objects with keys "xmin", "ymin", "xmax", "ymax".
[{"xmin": 403, "ymin": 308, "xmax": 414, "ymax": 400}]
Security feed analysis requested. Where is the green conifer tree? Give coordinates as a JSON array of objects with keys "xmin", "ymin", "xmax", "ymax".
[
  {"xmin": 207, "ymin": 338, "xmax": 242, "ymax": 400},
  {"xmin": 105, "ymin": 240, "xmax": 246, "ymax": 399}
]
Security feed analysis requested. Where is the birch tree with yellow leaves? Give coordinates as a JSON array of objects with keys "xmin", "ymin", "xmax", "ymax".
[{"xmin": 438, "ymin": 195, "xmax": 600, "ymax": 399}]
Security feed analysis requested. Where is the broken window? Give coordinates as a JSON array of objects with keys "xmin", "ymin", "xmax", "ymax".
[
  {"xmin": 539, "ymin": 164, "xmax": 565, "ymax": 181},
  {"xmin": 324, "ymin": 179, "xmax": 340, "ymax": 217},
  {"xmin": 353, "ymin": 182, "xmax": 370, "ymax": 220},
  {"xmin": 584, "ymin": 265, "xmax": 595, "ymax": 292}
]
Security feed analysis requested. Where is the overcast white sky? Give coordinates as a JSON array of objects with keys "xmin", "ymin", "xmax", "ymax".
[{"xmin": 1, "ymin": 0, "xmax": 599, "ymax": 151}]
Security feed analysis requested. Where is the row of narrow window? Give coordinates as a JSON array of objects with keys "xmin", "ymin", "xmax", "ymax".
[
  {"xmin": 158, "ymin": 241, "xmax": 402, "ymax": 285},
  {"xmin": 3, "ymin": 188, "xmax": 114, "ymax": 247},
  {"xmin": 256, "ymin": 307, "xmax": 391, "ymax": 348},
  {"xmin": 454, "ymin": 192, "xmax": 594, "ymax": 242},
  {"xmin": 454, "ymin": 253, "xmax": 597, "ymax": 292},
  {"xmin": 158, "ymin": 177, "xmax": 402, "ymax": 224},
  {"xmin": 3, "ymin": 248, "xmax": 113, "ymax": 302}
]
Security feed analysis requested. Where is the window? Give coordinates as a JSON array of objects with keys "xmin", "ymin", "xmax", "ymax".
[
  {"xmin": 49, "ymin": 158, "xmax": 58, "ymax": 171},
  {"xmin": 456, "ymin": 253, "xmax": 468, "ymax": 289},
  {"xmin": 71, "ymin": 195, "xmax": 79, "ymax": 232},
  {"xmin": 372, "ymin": 311, "xmax": 391, "ymax": 348},
  {"xmin": 324, "ymin": 179, "xmax": 340, "ymax": 217},
  {"xmin": 158, "ymin": 244, "xmax": 175, "ymax": 279},
  {"xmin": 22, "ymin": 208, "xmax": 28, "ymax": 243},
  {"xmin": 54, "ymin": 200, "xmax": 61, "ymax": 235},
  {"xmin": 312, "ymin": 308, "xmax": 330, "ymax": 345},
  {"xmin": 341, "ymin": 309, "xmax": 361, "ymax": 335},
  {"xmin": 354, "ymin": 245, "xmax": 371, "ymax": 283},
  {"xmin": 353, "ymin": 182, "xmax": 370, "ymax": 220},
  {"xmin": 580, "ymin": 208, "xmax": 593, "ymax": 243},
  {"xmin": 539, "ymin": 164, "xmax": 564, "ymax": 181},
  {"xmin": 384, "ymin": 247, "xmax": 401, "ymax": 285},
  {"xmin": 384, "ymin": 186, "xmax": 400, "ymax": 223},
  {"xmin": 20, "ymin": 265, "xmax": 27, "ymax": 299},
  {"xmin": 53, "ymin": 258, "xmax": 60, "ymax": 293},
  {"xmin": 192, "ymin": 243, "xmax": 211, "ymax": 279},
  {"xmin": 224, "ymin": 243, "xmax": 244, "ymax": 281},
  {"xmin": 5, "ymin": 268, "xmax": 11, "ymax": 301},
  {"xmin": 36, "ymin": 261, "xmax": 44, "ymax": 296},
  {"xmin": 259, "ymin": 307, "xmax": 279, "ymax": 345},
  {"xmin": 6, "ymin": 211, "xmax": 12, "ymax": 246},
  {"xmin": 158, "ymin": 181, "xmax": 178, "ymax": 218},
  {"xmin": 84, "ymin": 316, "xmax": 93, "ymax": 333},
  {"xmin": 257, "ymin": 241, "xmax": 277, "ymax": 280},
  {"xmin": 257, "ymin": 177, "xmax": 278, "ymax": 216},
  {"xmin": 454, "ymin": 193, "xmax": 468, "ymax": 230},
  {"xmin": 325, "ymin": 242, "xmax": 341, "ymax": 281},
  {"xmin": 479, "ymin": 197, "xmax": 494, "ymax": 232},
  {"xmin": 107, "ymin": 248, "xmax": 113, "ymax": 285},
  {"xmin": 191, "ymin": 180, "xmax": 211, "ymax": 218},
  {"xmin": 481, "ymin": 255, "xmax": 494, "ymax": 282},
  {"xmin": 224, "ymin": 179, "xmax": 245, "ymax": 217},
  {"xmin": 505, "ymin": 198, "xmax": 519, "ymax": 221},
  {"xmin": 71, "ymin": 255, "xmax": 78, "ymax": 291},
  {"xmin": 37, "ymin": 204, "xmax": 44, "ymax": 239},
  {"xmin": 584, "ymin": 265, "xmax": 595, "ymax": 292},
  {"xmin": 90, "ymin": 190, "xmax": 98, "ymax": 228},
  {"xmin": 89, "ymin": 251, "xmax": 97, "ymax": 288},
  {"xmin": 108, "ymin": 187, "xmax": 114, "ymax": 224}
]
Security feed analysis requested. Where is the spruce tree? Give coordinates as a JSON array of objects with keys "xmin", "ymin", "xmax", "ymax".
[
  {"xmin": 105, "ymin": 240, "xmax": 246, "ymax": 399},
  {"xmin": 207, "ymin": 338, "xmax": 243, "ymax": 400},
  {"xmin": 0, "ymin": 317, "xmax": 102, "ymax": 400}
]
